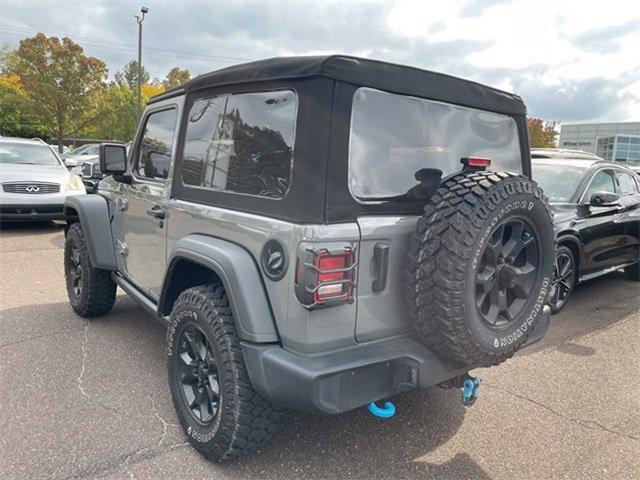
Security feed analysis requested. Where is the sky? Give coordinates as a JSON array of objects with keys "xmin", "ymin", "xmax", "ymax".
[{"xmin": 1, "ymin": 0, "xmax": 639, "ymax": 124}]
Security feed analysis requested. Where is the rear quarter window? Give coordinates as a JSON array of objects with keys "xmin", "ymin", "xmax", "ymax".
[
  {"xmin": 349, "ymin": 87, "xmax": 522, "ymax": 200},
  {"xmin": 181, "ymin": 90, "xmax": 297, "ymax": 199}
]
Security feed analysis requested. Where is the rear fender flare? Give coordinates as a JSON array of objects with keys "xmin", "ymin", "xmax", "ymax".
[{"xmin": 159, "ymin": 235, "xmax": 279, "ymax": 343}]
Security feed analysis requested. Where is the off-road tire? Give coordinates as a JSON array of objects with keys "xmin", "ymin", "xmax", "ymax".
[
  {"xmin": 404, "ymin": 171, "xmax": 554, "ymax": 367},
  {"xmin": 64, "ymin": 222, "xmax": 117, "ymax": 317},
  {"xmin": 624, "ymin": 262, "xmax": 640, "ymax": 281},
  {"xmin": 167, "ymin": 285, "xmax": 280, "ymax": 462}
]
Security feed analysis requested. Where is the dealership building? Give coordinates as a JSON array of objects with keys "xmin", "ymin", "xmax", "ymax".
[{"xmin": 557, "ymin": 122, "xmax": 640, "ymax": 166}]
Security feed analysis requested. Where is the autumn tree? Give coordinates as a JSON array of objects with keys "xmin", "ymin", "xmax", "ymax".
[
  {"xmin": 527, "ymin": 117, "xmax": 557, "ymax": 148},
  {"xmin": 115, "ymin": 60, "xmax": 150, "ymax": 89},
  {"xmin": 162, "ymin": 67, "xmax": 190, "ymax": 89},
  {"xmin": 0, "ymin": 72, "xmax": 48, "ymax": 138},
  {"xmin": 14, "ymin": 33, "xmax": 107, "ymax": 151}
]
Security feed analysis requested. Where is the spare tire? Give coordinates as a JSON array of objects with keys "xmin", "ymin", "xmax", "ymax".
[{"xmin": 404, "ymin": 171, "xmax": 553, "ymax": 366}]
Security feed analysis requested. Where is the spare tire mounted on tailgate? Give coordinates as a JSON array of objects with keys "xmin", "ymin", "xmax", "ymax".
[{"xmin": 405, "ymin": 171, "xmax": 553, "ymax": 366}]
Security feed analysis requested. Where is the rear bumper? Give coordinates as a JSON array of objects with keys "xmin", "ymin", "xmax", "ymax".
[
  {"xmin": 243, "ymin": 305, "xmax": 550, "ymax": 414},
  {"xmin": 0, "ymin": 204, "xmax": 65, "ymax": 221}
]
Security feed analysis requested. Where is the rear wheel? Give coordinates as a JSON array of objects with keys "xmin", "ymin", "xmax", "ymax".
[
  {"xmin": 167, "ymin": 285, "xmax": 280, "ymax": 461},
  {"xmin": 548, "ymin": 245, "xmax": 576, "ymax": 314}
]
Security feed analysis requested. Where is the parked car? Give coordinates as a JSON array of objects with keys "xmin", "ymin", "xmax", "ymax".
[
  {"xmin": 532, "ymin": 155, "xmax": 640, "ymax": 313},
  {"xmin": 531, "ymin": 148, "xmax": 602, "ymax": 160},
  {"xmin": 629, "ymin": 165, "xmax": 640, "ymax": 177},
  {"xmin": 64, "ymin": 143, "xmax": 100, "ymax": 160},
  {"xmin": 0, "ymin": 137, "xmax": 85, "ymax": 222},
  {"xmin": 63, "ymin": 55, "xmax": 554, "ymax": 461}
]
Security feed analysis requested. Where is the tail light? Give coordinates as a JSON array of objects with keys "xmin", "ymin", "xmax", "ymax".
[{"xmin": 294, "ymin": 247, "xmax": 357, "ymax": 310}]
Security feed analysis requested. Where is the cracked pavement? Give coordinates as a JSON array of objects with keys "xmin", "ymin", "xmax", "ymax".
[{"xmin": 1, "ymin": 222, "xmax": 638, "ymax": 479}]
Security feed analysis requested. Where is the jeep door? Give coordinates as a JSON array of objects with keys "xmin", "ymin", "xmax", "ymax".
[{"xmin": 120, "ymin": 103, "xmax": 180, "ymax": 298}]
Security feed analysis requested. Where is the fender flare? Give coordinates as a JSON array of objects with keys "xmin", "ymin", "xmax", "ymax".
[
  {"xmin": 159, "ymin": 234, "xmax": 279, "ymax": 344},
  {"xmin": 556, "ymin": 232, "xmax": 582, "ymax": 276},
  {"xmin": 64, "ymin": 195, "xmax": 117, "ymax": 270}
]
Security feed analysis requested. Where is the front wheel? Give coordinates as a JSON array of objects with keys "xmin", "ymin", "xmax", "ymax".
[
  {"xmin": 64, "ymin": 222, "xmax": 116, "ymax": 317},
  {"xmin": 167, "ymin": 285, "xmax": 280, "ymax": 462},
  {"xmin": 548, "ymin": 245, "xmax": 576, "ymax": 314}
]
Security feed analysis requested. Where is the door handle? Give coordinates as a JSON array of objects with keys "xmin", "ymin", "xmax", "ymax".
[
  {"xmin": 372, "ymin": 242, "xmax": 389, "ymax": 292},
  {"xmin": 146, "ymin": 205, "xmax": 166, "ymax": 220}
]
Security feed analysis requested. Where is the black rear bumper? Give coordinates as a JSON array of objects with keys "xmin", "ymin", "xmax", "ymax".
[{"xmin": 243, "ymin": 305, "xmax": 550, "ymax": 414}]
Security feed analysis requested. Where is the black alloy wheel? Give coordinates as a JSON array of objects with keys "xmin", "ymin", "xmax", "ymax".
[
  {"xmin": 548, "ymin": 247, "xmax": 576, "ymax": 313},
  {"xmin": 66, "ymin": 244, "xmax": 83, "ymax": 298},
  {"xmin": 175, "ymin": 324, "xmax": 220, "ymax": 425},
  {"xmin": 475, "ymin": 218, "xmax": 540, "ymax": 328}
]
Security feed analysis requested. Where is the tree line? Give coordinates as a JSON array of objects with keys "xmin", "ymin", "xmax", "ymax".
[{"xmin": 0, "ymin": 33, "xmax": 190, "ymax": 151}]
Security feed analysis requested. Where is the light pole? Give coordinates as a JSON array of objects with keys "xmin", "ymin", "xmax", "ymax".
[{"xmin": 135, "ymin": 6, "xmax": 149, "ymax": 119}]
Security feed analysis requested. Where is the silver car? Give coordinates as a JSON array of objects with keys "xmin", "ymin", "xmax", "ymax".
[{"xmin": 0, "ymin": 137, "xmax": 86, "ymax": 221}]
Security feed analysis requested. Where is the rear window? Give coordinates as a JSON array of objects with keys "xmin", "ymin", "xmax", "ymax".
[
  {"xmin": 349, "ymin": 87, "xmax": 522, "ymax": 200},
  {"xmin": 182, "ymin": 90, "xmax": 297, "ymax": 199}
]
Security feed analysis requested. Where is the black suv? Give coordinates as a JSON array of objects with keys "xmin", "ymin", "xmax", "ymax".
[
  {"xmin": 63, "ymin": 56, "xmax": 554, "ymax": 461},
  {"xmin": 532, "ymin": 151, "xmax": 640, "ymax": 312}
]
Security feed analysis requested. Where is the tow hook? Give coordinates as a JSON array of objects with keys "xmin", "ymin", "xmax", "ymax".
[
  {"xmin": 461, "ymin": 377, "xmax": 482, "ymax": 407},
  {"xmin": 367, "ymin": 400, "xmax": 396, "ymax": 419}
]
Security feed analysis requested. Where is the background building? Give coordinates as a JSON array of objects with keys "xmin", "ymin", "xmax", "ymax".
[{"xmin": 558, "ymin": 122, "xmax": 640, "ymax": 166}]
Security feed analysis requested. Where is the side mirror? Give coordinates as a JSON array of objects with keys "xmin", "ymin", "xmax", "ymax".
[
  {"xmin": 589, "ymin": 191, "xmax": 620, "ymax": 207},
  {"xmin": 64, "ymin": 158, "xmax": 78, "ymax": 169},
  {"xmin": 99, "ymin": 143, "xmax": 127, "ymax": 176}
]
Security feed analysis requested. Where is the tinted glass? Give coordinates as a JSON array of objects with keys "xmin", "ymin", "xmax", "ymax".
[
  {"xmin": 135, "ymin": 109, "xmax": 177, "ymax": 181},
  {"xmin": 0, "ymin": 143, "xmax": 60, "ymax": 166},
  {"xmin": 532, "ymin": 163, "xmax": 587, "ymax": 202},
  {"xmin": 182, "ymin": 90, "xmax": 297, "ymax": 199},
  {"xmin": 583, "ymin": 170, "xmax": 616, "ymax": 201},
  {"xmin": 349, "ymin": 87, "xmax": 522, "ymax": 200},
  {"xmin": 614, "ymin": 170, "xmax": 639, "ymax": 196}
]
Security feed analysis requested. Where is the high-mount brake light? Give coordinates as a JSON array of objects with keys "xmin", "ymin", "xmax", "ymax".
[
  {"xmin": 461, "ymin": 157, "xmax": 492, "ymax": 169},
  {"xmin": 294, "ymin": 247, "xmax": 356, "ymax": 309}
]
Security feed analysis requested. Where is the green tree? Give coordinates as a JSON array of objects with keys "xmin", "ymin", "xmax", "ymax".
[
  {"xmin": 91, "ymin": 83, "xmax": 138, "ymax": 141},
  {"xmin": 0, "ymin": 73, "xmax": 48, "ymax": 138},
  {"xmin": 115, "ymin": 60, "xmax": 150, "ymax": 89},
  {"xmin": 162, "ymin": 67, "xmax": 190, "ymax": 89},
  {"xmin": 14, "ymin": 33, "xmax": 107, "ymax": 151},
  {"xmin": 527, "ymin": 117, "xmax": 557, "ymax": 148}
]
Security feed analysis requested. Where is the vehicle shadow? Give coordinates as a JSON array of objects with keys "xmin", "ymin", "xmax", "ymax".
[
  {"xmin": 0, "ymin": 220, "xmax": 63, "ymax": 235},
  {"xmin": 519, "ymin": 270, "xmax": 639, "ymax": 358}
]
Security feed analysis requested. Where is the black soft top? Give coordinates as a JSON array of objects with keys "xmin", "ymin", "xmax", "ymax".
[{"xmin": 155, "ymin": 55, "xmax": 526, "ymax": 116}]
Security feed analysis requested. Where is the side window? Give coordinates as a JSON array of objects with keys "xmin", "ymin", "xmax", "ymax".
[
  {"xmin": 614, "ymin": 170, "xmax": 639, "ymax": 196},
  {"xmin": 85, "ymin": 145, "xmax": 99, "ymax": 155},
  {"xmin": 182, "ymin": 90, "xmax": 297, "ymax": 199},
  {"xmin": 582, "ymin": 169, "xmax": 616, "ymax": 202},
  {"xmin": 135, "ymin": 108, "xmax": 178, "ymax": 181}
]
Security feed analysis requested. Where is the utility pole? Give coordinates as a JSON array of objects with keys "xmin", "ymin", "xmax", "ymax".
[{"xmin": 135, "ymin": 6, "xmax": 149, "ymax": 119}]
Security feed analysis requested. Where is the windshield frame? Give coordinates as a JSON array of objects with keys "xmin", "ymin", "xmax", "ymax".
[{"xmin": 0, "ymin": 142, "xmax": 64, "ymax": 167}]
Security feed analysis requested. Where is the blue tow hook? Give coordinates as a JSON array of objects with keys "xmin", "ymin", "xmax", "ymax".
[
  {"xmin": 461, "ymin": 377, "xmax": 482, "ymax": 407},
  {"xmin": 367, "ymin": 400, "xmax": 396, "ymax": 418}
]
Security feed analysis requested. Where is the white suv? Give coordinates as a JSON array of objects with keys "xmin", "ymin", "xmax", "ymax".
[{"xmin": 0, "ymin": 137, "xmax": 85, "ymax": 222}]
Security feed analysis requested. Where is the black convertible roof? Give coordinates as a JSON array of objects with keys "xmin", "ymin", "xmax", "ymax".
[{"xmin": 155, "ymin": 55, "xmax": 526, "ymax": 116}]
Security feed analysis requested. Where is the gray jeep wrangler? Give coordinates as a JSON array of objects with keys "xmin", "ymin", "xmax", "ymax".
[{"xmin": 63, "ymin": 55, "xmax": 553, "ymax": 461}]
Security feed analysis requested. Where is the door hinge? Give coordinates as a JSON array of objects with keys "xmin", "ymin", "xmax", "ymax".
[{"xmin": 114, "ymin": 239, "xmax": 128, "ymax": 256}]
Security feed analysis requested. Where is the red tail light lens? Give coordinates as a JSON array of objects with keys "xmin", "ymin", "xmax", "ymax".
[
  {"xmin": 315, "ymin": 253, "xmax": 352, "ymax": 302},
  {"xmin": 294, "ymin": 247, "xmax": 356, "ymax": 309}
]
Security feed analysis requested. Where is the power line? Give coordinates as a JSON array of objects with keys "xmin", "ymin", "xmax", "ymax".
[{"xmin": 0, "ymin": 23, "xmax": 255, "ymax": 65}]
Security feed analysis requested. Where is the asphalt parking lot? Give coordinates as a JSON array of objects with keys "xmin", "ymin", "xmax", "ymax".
[{"xmin": 0, "ymin": 222, "xmax": 638, "ymax": 480}]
